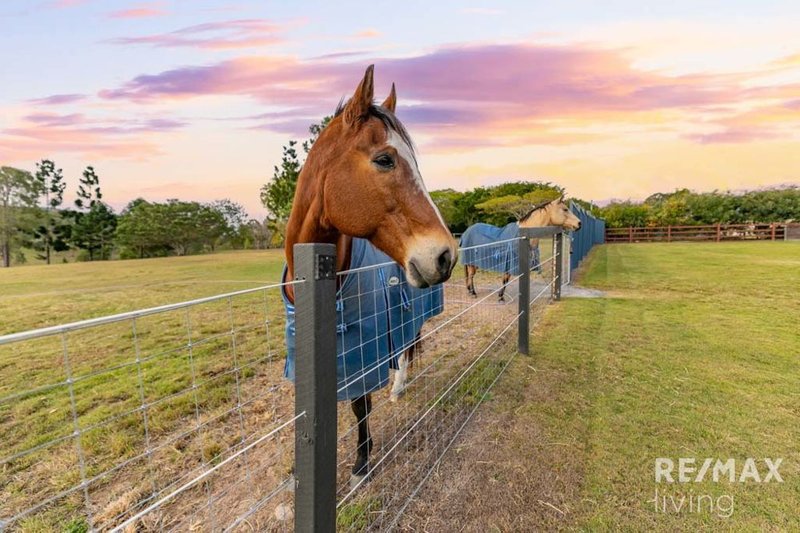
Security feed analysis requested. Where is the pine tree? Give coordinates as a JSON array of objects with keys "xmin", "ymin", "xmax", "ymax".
[
  {"xmin": 33, "ymin": 159, "xmax": 68, "ymax": 264},
  {"xmin": 72, "ymin": 166, "xmax": 116, "ymax": 260},
  {"xmin": 75, "ymin": 166, "xmax": 102, "ymax": 209}
]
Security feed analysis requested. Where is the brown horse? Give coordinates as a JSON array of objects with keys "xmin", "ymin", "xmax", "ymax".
[
  {"xmin": 464, "ymin": 198, "xmax": 581, "ymax": 301},
  {"xmin": 283, "ymin": 66, "xmax": 457, "ymax": 486}
]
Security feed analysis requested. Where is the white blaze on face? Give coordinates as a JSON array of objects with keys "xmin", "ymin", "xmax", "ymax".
[{"xmin": 386, "ymin": 130, "xmax": 447, "ymax": 229}]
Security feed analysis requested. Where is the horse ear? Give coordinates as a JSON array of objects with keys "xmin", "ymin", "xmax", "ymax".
[
  {"xmin": 381, "ymin": 83, "xmax": 397, "ymax": 113},
  {"xmin": 343, "ymin": 65, "xmax": 375, "ymax": 127}
]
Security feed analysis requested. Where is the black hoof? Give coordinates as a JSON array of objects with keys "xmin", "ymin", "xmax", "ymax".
[{"xmin": 498, "ymin": 295, "xmax": 505, "ymax": 302}]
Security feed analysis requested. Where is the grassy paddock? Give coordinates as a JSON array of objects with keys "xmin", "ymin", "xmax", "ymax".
[
  {"xmin": 0, "ymin": 244, "xmax": 539, "ymax": 530},
  {"xmin": 401, "ymin": 241, "xmax": 800, "ymax": 530},
  {"xmin": 0, "ymin": 250, "xmax": 291, "ymax": 531},
  {"xmin": 560, "ymin": 242, "xmax": 800, "ymax": 529},
  {"xmin": 0, "ymin": 250, "xmax": 286, "ymax": 335}
]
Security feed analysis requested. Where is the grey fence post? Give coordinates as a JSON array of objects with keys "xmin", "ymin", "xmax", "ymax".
[
  {"xmin": 517, "ymin": 236, "xmax": 530, "ymax": 355},
  {"xmin": 293, "ymin": 243, "xmax": 337, "ymax": 533},
  {"xmin": 553, "ymin": 232, "xmax": 563, "ymax": 301}
]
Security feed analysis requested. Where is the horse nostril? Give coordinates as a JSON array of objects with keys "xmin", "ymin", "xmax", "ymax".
[{"xmin": 437, "ymin": 248, "xmax": 452, "ymax": 275}]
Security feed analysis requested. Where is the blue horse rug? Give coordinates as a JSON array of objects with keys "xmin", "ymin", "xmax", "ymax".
[
  {"xmin": 460, "ymin": 222, "xmax": 541, "ymax": 274},
  {"xmin": 282, "ymin": 238, "xmax": 444, "ymax": 401}
]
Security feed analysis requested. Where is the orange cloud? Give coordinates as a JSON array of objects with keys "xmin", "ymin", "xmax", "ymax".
[
  {"xmin": 108, "ymin": 4, "xmax": 168, "ymax": 19},
  {"xmin": 352, "ymin": 29, "xmax": 381, "ymax": 39}
]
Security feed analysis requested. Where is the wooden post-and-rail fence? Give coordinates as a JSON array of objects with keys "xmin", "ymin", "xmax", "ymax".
[{"xmin": 606, "ymin": 223, "xmax": 800, "ymax": 243}]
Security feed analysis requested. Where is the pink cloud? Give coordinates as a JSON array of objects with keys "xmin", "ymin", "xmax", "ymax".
[
  {"xmin": 28, "ymin": 93, "xmax": 87, "ymax": 105},
  {"xmin": 98, "ymin": 44, "xmax": 741, "ymax": 111},
  {"xmin": 45, "ymin": 0, "xmax": 89, "ymax": 8},
  {"xmin": 687, "ymin": 129, "xmax": 780, "ymax": 144},
  {"xmin": 108, "ymin": 19, "xmax": 285, "ymax": 50},
  {"xmin": 0, "ymin": 112, "xmax": 186, "ymax": 161},
  {"xmin": 90, "ymin": 42, "xmax": 800, "ymax": 151}
]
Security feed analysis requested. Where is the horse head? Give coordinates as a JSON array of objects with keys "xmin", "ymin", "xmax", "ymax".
[
  {"xmin": 521, "ymin": 196, "xmax": 582, "ymax": 231},
  {"xmin": 289, "ymin": 65, "xmax": 457, "ymax": 288}
]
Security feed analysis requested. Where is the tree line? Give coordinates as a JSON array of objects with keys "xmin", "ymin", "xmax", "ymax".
[
  {"xmin": 0, "ymin": 161, "xmax": 271, "ymax": 267},
  {"xmin": 599, "ymin": 187, "xmax": 800, "ymax": 228}
]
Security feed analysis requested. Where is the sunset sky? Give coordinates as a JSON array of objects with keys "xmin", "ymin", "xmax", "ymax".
[{"xmin": 2, "ymin": 1, "xmax": 800, "ymax": 217}]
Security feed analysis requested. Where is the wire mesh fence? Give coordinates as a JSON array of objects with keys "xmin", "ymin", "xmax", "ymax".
[
  {"xmin": 1, "ymin": 231, "xmax": 565, "ymax": 532},
  {"xmin": 332, "ymin": 235, "xmax": 558, "ymax": 531},
  {"xmin": 0, "ymin": 282, "xmax": 303, "ymax": 532}
]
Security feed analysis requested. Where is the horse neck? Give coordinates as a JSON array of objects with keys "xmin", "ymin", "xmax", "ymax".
[
  {"xmin": 284, "ymin": 166, "xmax": 352, "ymax": 301},
  {"xmin": 520, "ymin": 207, "xmax": 551, "ymax": 245}
]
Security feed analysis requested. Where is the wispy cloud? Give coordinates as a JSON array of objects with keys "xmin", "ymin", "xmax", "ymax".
[
  {"xmin": 96, "ymin": 42, "xmax": 786, "ymax": 150},
  {"xmin": 28, "ymin": 93, "xmax": 87, "ymax": 105},
  {"xmin": 0, "ymin": 111, "xmax": 186, "ymax": 160},
  {"xmin": 108, "ymin": 19, "xmax": 287, "ymax": 50},
  {"xmin": 108, "ymin": 3, "xmax": 168, "ymax": 19},
  {"xmin": 352, "ymin": 29, "xmax": 381, "ymax": 39},
  {"xmin": 44, "ymin": 0, "xmax": 89, "ymax": 9}
]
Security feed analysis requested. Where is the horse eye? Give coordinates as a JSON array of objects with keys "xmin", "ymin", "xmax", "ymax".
[{"xmin": 372, "ymin": 154, "xmax": 395, "ymax": 170}]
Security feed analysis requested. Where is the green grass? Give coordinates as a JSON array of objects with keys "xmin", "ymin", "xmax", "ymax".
[
  {"xmin": 0, "ymin": 250, "xmax": 290, "ymax": 530},
  {"xmin": 3, "ymin": 242, "xmax": 799, "ymax": 530},
  {"xmin": 526, "ymin": 242, "xmax": 800, "ymax": 530},
  {"xmin": 0, "ymin": 249, "xmax": 286, "ymax": 334}
]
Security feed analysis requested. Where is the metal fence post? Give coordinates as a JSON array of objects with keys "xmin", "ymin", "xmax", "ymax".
[
  {"xmin": 517, "ymin": 237, "xmax": 530, "ymax": 355},
  {"xmin": 293, "ymin": 243, "xmax": 337, "ymax": 533},
  {"xmin": 553, "ymin": 232, "xmax": 563, "ymax": 301}
]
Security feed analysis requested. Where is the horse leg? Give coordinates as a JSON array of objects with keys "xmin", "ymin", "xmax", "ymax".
[
  {"xmin": 466, "ymin": 265, "xmax": 477, "ymax": 297},
  {"xmin": 390, "ymin": 334, "xmax": 418, "ymax": 402},
  {"xmin": 350, "ymin": 394, "xmax": 373, "ymax": 488},
  {"xmin": 498, "ymin": 272, "xmax": 510, "ymax": 301}
]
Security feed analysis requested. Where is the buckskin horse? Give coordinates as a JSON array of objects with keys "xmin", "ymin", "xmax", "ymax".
[
  {"xmin": 461, "ymin": 198, "xmax": 581, "ymax": 301},
  {"xmin": 281, "ymin": 66, "xmax": 458, "ymax": 488}
]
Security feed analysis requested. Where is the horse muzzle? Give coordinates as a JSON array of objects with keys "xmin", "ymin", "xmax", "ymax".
[{"xmin": 405, "ymin": 239, "xmax": 458, "ymax": 288}]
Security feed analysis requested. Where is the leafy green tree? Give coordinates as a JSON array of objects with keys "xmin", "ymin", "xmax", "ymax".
[
  {"xmin": 598, "ymin": 201, "xmax": 651, "ymax": 228},
  {"xmin": 0, "ymin": 166, "xmax": 41, "ymax": 267},
  {"xmin": 260, "ymin": 140, "xmax": 300, "ymax": 224},
  {"xmin": 476, "ymin": 187, "xmax": 562, "ymax": 224},
  {"xmin": 115, "ymin": 199, "xmax": 171, "ymax": 258},
  {"xmin": 210, "ymin": 199, "xmax": 250, "ymax": 249},
  {"xmin": 430, "ymin": 189, "xmax": 462, "ymax": 230},
  {"xmin": 33, "ymin": 159, "xmax": 68, "ymax": 264}
]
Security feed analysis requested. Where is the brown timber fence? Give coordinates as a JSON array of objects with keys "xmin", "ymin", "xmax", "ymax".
[{"xmin": 605, "ymin": 223, "xmax": 800, "ymax": 243}]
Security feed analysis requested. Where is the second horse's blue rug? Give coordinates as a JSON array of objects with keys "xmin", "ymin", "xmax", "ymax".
[
  {"xmin": 282, "ymin": 238, "xmax": 443, "ymax": 401},
  {"xmin": 460, "ymin": 222, "xmax": 541, "ymax": 274}
]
